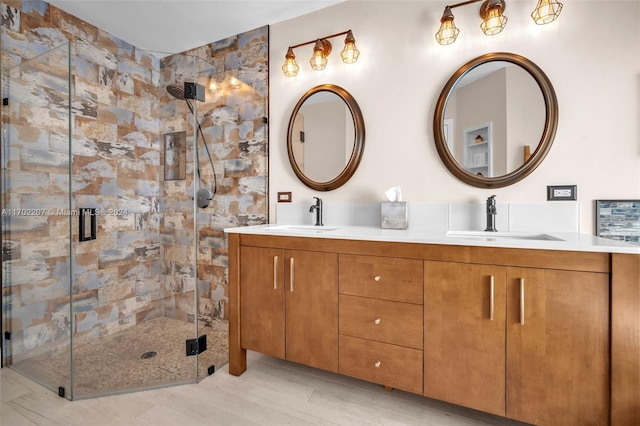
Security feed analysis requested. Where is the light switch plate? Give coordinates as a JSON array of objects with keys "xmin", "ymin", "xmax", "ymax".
[
  {"xmin": 277, "ymin": 192, "xmax": 292, "ymax": 202},
  {"xmin": 547, "ymin": 185, "xmax": 577, "ymax": 201}
]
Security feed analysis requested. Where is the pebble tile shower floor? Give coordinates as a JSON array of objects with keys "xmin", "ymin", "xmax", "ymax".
[{"xmin": 10, "ymin": 317, "xmax": 229, "ymax": 398}]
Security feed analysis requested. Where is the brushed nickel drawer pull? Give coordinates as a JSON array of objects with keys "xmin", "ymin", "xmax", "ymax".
[
  {"xmin": 489, "ymin": 275, "xmax": 495, "ymax": 321},
  {"xmin": 374, "ymin": 361, "xmax": 381, "ymax": 368},
  {"xmin": 273, "ymin": 256, "xmax": 278, "ymax": 290},
  {"xmin": 374, "ymin": 276, "xmax": 381, "ymax": 282},
  {"xmin": 519, "ymin": 278, "xmax": 525, "ymax": 325},
  {"xmin": 290, "ymin": 258, "xmax": 295, "ymax": 292},
  {"xmin": 374, "ymin": 318, "xmax": 381, "ymax": 325}
]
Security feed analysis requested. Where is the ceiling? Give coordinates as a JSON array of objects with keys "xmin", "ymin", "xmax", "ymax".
[{"xmin": 47, "ymin": 0, "xmax": 345, "ymax": 57}]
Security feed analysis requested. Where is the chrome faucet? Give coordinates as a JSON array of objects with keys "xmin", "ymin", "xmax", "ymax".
[
  {"xmin": 485, "ymin": 195, "xmax": 497, "ymax": 232},
  {"xmin": 309, "ymin": 197, "xmax": 324, "ymax": 226}
]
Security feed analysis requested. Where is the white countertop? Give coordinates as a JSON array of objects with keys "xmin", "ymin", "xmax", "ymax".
[{"xmin": 224, "ymin": 224, "xmax": 640, "ymax": 255}]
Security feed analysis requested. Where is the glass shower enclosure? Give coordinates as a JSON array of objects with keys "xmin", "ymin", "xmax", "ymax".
[{"xmin": 1, "ymin": 42, "xmax": 224, "ymax": 399}]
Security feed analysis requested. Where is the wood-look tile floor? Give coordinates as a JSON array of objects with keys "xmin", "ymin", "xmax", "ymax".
[{"xmin": 2, "ymin": 351, "xmax": 529, "ymax": 426}]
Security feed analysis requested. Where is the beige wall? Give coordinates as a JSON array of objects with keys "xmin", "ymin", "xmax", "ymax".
[{"xmin": 269, "ymin": 0, "xmax": 640, "ymax": 232}]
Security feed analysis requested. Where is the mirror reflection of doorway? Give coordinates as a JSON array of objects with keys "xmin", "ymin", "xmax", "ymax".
[
  {"xmin": 443, "ymin": 118, "xmax": 453, "ymax": 152},
  {"xmin": 292, "ymin": 113, "xmax": 305, "ymax": 171}
]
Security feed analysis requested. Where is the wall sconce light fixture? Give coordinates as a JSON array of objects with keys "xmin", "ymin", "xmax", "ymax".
[
  {"xmin": 435, "ymin": 0, "xmax": 563, "ymax": 45},
  {"xmin": 282, "ymin": 30, "xmax": 360, "ymax": 77},
  {"xmin": 531, "ymin": 0, "xmax": 563, "ymax": 24}
]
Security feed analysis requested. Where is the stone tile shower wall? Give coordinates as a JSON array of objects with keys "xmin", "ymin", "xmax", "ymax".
[
  {"xmin": 160, "ymin": 27, "xmax": 268, "ymax": 324},
  {"xmin": 1, "ymin": 0, "xmax": 163, "ymax": 359},
  {"xmin": 1, "ymin": 42, "xmax": 72, "ymax": 363},
  {"xmin": 1, "ymin": 0, "xmax": 267, "ymax": 363}
]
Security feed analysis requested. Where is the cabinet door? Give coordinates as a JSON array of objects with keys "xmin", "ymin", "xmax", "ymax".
[
  {"xmin": 285, "ymin": 250, "xmax": 339, "ymax": 373},
  {"xmin": 240, "ymin": 246, "xmax": 285, "ymax": 358},
  {"xmin": 424, "ymin": 261, "xmax": 506, "ymax": 417},
  {"xmin": 506, "ymin": 268, "xmax": 610, "ymax": 425}
]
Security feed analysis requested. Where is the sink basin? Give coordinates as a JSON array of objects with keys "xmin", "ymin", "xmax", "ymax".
[
  {"xmin": 269, "ymin": 225, "xmax": 341, "ymax": 233},
  {"xmin": 446, "ymin": 231, "xmax": 563, "ymax": 242}
]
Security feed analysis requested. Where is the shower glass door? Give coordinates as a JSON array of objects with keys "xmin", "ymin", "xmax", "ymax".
[
  {"xmin": 1, "ymin": 42, "xmax": 73, "ymax": 398},
  {"xmin": 2, "ymin": 45, "xmax": 229, "ymax": 398},
  {"xmin": 162, "ymin": 55, "xmax": 227, "ymax": 384},
  {"xmin": 193, "ymin": 57, "xmax": 228, "ymax": 381},
  {"xmin": 67, "ymin": 50, "xmax": 203, "ymax": 398}
]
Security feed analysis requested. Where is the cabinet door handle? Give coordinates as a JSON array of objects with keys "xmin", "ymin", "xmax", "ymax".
[
  {"xmin": 374, "ymin": 361, "xmax": 381, "ymax": 368},
  {"xmin": 374, "ymin": 275, "xmax": 381, "ymax": 282},
  {"xmin": 290, "ymin": 258, "xmax": 295, "ymax": 292},
  {"xmin": 519, "ymin": 278, "xmax": 525, "ymax": 325},
  {"xmin": 489, "ymin": 275, "xmax": 495, "ymax": 321},
  {"xmin": 273, "ymin": 256, "xmax": 278, "ymax": 290},
  {"xmin": 374, "ymin": 318, "xmax": 381, "ymax": 325}
]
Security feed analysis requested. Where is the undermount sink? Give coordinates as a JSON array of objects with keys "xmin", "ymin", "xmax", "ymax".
[
  {"xmin": 269, "ymin": 225, "xmax": 341, "ymax": 233},
  {"xmin": 446, "ymin": 230, "xmax": 564, "ymax": 242}
]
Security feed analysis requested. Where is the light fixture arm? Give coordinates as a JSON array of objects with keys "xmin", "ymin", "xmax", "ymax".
[
  {"xmin": 288, "ymin": 29, "xmax": 353, "ymax": 50},
  {"xmin": 444, "ymin": 0, "xmax": 505, "ymax": 18},
  {"xmin": 445, "ymin": 0, "xmax": 484, "ymax": 10}
]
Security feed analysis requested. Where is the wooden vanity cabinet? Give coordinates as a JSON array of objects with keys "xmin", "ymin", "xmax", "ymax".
[
  {"xmin": 239, "ymin": 246, "xmax": 285, "ymax": 358},
  {"xmin": 338, "ymin": 254, "xmax": 424, "ymax": 394},
  {"xmin": 506, "ymin": 268, "xmax": 610, "ymax": 426},
  {"xmin": 229, "ymin": 233, "xmax": 637, "ymax": 425},
  {"xmin": 424, "ymin": 261, "xmax": 507, "ymax": 417},
  {"xmin": 239, "ymin": 245, "xmax": 339, "ymax": 373},
  {"xmin": 424, "ymin": 260, "xmax": 610, "ymax": 425}
]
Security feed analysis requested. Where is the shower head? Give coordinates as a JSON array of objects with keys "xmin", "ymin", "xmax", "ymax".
[{"xmin": 166, "ymin": 83, "xmax": 185, "ymax": 100}]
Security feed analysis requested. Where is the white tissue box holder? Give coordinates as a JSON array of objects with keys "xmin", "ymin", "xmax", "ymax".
[{"xmin": 381, "ymin": 202, "xmax": 408, "ymax": 229}]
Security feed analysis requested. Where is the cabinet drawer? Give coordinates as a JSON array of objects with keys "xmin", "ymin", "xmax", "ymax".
[
  {"xmin": 339, "ymin": 294, "xmax": 423, "ymax": 349},
  {"xmin": 339, "ymin": 254, "xmax": 423, "ymax": 304},
  {"xmin": 339, "ymin": 335, "xmax": 423, "ymax": 394}
]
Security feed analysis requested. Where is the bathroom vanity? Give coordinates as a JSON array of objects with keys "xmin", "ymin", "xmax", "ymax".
[{"xmin": 225, "ymin": 225, "xmax": 640, "ymax": 426}]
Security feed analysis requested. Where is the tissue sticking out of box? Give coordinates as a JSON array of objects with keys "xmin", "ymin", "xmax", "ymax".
[
  {"xmin": 385, "ymin": 187, "xmax": 403, "ymax": 202},
  {"xmin": 381, "ymin": 187, "xmax": 408, "ymax": 229}
]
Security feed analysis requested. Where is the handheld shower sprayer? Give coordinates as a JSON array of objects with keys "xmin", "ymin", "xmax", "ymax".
[{"xmin": 166, "ymin": 82, "xmax": 217, "ymax": 209}]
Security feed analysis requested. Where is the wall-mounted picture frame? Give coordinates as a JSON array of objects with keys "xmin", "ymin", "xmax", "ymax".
[{"xmin": 595, "ymin": 200, "xmax": 640, "ymax": 245}]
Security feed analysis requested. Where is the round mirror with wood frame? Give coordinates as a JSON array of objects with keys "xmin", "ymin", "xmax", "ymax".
[
  {"xmin": 287, "ymin": 84, "xmax": 365, "ymax": 191},
  {"xmin": 434, "ymin": 52, "xmax": 558, "ymax": 188}
]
